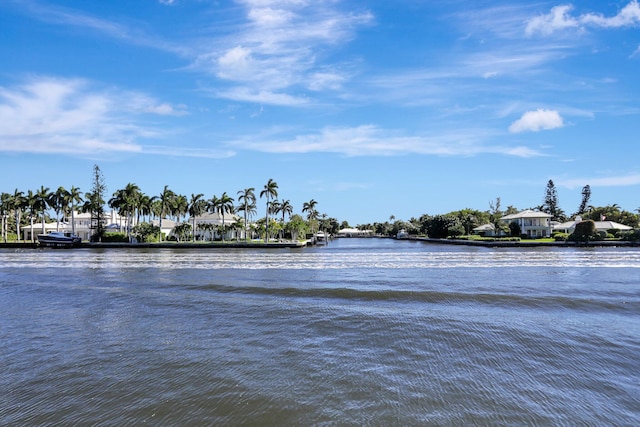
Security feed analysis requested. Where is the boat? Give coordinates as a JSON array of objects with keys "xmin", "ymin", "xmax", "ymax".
[
  {"xmin": 314, "ymin": 231, "xmax": 328, "ymax": 244},
  {"xmin": 396, "ymin": 229, "xmax": 409, "ymax": 239},
  {"xmin": 37, "ymin": 231, "xmax": 82, "ymax": 248}
]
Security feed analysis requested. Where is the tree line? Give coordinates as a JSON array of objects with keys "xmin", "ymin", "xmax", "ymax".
[
  {"xmin": 0, "ymin": 165, "xmax": 333, "ymax": 243},
  {"xmin": 1, "ymin": 169, "xmax": 639, "ymax": 243}
]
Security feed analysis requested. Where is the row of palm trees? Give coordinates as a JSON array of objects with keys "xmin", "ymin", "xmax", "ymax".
[{"xmin": 0, "ymin": 178, "xmax": 323, "ymax": 243}]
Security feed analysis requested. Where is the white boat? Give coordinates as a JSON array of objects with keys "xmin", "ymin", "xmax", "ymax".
[
  {"xmin": 396, "ymin": 229, "xmax": 409, "ymax": 239},
  {"xmin": 37, "ymin": 231, "xmax": 82, "ymax": 247},
  {"xmin": 314, "ymin": 231, "xmax": 328, "ymax": 244}
]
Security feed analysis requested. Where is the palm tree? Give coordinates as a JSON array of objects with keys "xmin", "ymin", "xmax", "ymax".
[
  {"xmin": 188, "ymin": 193, "xmax": 205, "ymax": 242},
  {"xmin": 302, "ymin": 199, "xmax": 318, "ymax": 234},
  {"xmin": 35, "ymin": 186, "xmax": 52, "ymax": 234},
  {"xmin": 174, "ymin": 194, "xmax": 188, "ymax": 223},
  {"xmin": 25, "ymin": 190, "xmax": 38, "ymax": 242},
  {"xmin": 52, "ymin": 186, "xmax": 70, "ymax": 232},
  {"xmin": 260, "ymin": 178, "xmax": 278, "ymax": 242},
  {"xmin": 0, "ymin": 192, "xmax": 10, "ymax": 243},
  {"xmin": 66, "ymin": 186, "xmax": 83, "ymax": 236},
  {"xmin": 278, "ymin": 199, "xmax": 293, "ymax": 237},
  {"xmin": 215, "ymin": 192, "xmax": 235, "ymax": 242},
  {"xmin": 158, "ymin": 185, "xmax": 175, "ymax": 242},
  {"xmin": 237, "ymin": 187, "xmax": 256, "ymax": 241},
  {"xmin": 10, "ymin": 189, "xmax": 26, "ymax": 242}
]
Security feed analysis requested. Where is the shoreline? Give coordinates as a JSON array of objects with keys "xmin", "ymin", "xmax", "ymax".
[{"xmin": 0, "ymin": 237, "xmax": 638, "ymax": 249}]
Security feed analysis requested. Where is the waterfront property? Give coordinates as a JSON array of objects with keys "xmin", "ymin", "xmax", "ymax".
[
  {"xmin": 553, "ymin": 216, "xmax": 633, "ymax": 234},
  {"xmin": 500, "ymin": 210, "xmax": 553, "ymax": 237},
  {"xmin": 337, "ymin": 227, "xmax": 373, "ymax": 237}
]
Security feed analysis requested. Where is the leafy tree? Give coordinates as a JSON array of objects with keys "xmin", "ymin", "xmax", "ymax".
[
  {"xmin": 426, "ymin": 215, "xmax": 460, "ymax": 239},
  {"xmin": 173, "ymin": 223, "xmax": 192, "ymax": 242},
  {"xmin": 508, "ymin": 221, "xmax": 522, "ymax": 237},
  {"xmin": 569, "ymin": 220, "xmax": 599, "ymax": 242},
  {"xmin": 132, "ymin": 222, "xmax": 160, "ymax": 243}
]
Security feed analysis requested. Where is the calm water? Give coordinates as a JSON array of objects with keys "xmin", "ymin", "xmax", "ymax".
[{"xmin": 1, "ymin": 239, "xmax": 638, "ymax": 426}]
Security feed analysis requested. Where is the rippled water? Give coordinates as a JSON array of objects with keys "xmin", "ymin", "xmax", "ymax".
[{"xmin": 1, "ymin": 239, "xmax": 639, "ymax": 426}]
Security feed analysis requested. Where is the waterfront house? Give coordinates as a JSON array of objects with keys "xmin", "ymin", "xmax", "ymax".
[
  {"xmin": 337, "ymin": 228, "xmax": 373, "ymax": 237},
  {"xmin": 21, "ymin": 210, "xmax": 130, "ymax": 242},
  {"xmin": 553, "ymin": 216, "xmax": 633, "ymax": 234},
  {"xmin": 500, "ymin": 210, "xmax": 553, "ymax": 238}
]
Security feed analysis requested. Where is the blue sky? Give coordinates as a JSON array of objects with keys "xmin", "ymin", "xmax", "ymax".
[{"xmin": 1, "ymin": 0, "xmax": 639, "ymax": 225}]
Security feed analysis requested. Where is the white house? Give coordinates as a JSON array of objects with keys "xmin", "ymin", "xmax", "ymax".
[
  {"xmin": 553, "ymin": 216, "xmax": 633, "ymax": 234},
  {"xmin": 500, "ymin": 210, "xmax": 553, "ymax": 237},
  {"xmin": 22, "ymin": 210, "xmax": 131, "ymax": 242},
  {"xmin": 187, "ymin": 212, "xmax": 243, "ymax": 241},
  {"xmin": 472, "ymin": 223, "xmax": 496, "ymax": 236},
  {"xmin": 337, "ymin": 227, "xmax": 373, "ymax": 237}
]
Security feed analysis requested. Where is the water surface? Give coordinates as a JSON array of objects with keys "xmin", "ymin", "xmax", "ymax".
[{"xmin": 1, "ymin": 239, "xmax": 638, "ymax": 425}]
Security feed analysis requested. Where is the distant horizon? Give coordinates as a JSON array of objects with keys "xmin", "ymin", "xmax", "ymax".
[{"xmin": 1, "ymin": 1, "xmax": 639, "ymax": 224}]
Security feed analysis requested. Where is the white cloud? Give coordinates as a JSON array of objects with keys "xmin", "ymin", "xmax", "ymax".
[
  {"xmin": 0, "ymin": 76, "xmax": 193, "ymax": 156},
  {"xmin": 526, "ymin": 1, "xmax": 640, "ymax": 36},
  {"xmin": 509, "ymin": 109, "xmax": 564, "ymax": 133},
  {"xmin": 159, "ymin": 0, "xmax": 176, "ymax": 5},
  {"xmin": 525, "ymin": 5, "xmax": 579, "ymax": 36},
  {"xmin": 193, "ymin": 1, "xmax": 373, "ymax": 105},
  {"xmin": 228, "ymin": 125, "xmax": 544, "ymax": 158},
  {"xmin": 581, "ymin": 1, "xmax": 640, "ymax": 28}
]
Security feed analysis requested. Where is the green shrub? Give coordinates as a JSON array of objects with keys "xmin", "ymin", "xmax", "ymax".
[
  {"xmin": 622, "ymin": 230, "xmax": 640, "ymax": 241},
  {"xmin": 102, "ymin": 232, "xmax": 129, "ymax": 242},
  {"xmin": 553, "ymin": 232, "xmax": 569, "ymax": 241}
]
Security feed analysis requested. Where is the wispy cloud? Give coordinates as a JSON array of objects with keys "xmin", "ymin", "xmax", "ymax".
[
  {"xmin": 558, "ymin": 173, "xmax": 640, "ymax": 189},
  {"xmin": 11, "ymin": 0, "xmax": 188, "ymax": 55},
  {"xmin": 509, "ymin": 109, "xmax": 564, "ymax": 133},
  {"xmin": 0, "ymin": 76, "xmax": 229, "ymax": 158},
  {"xmin": 192, "ymin": 0, "xmax": 373, "ymax": 105},
  {"xmin": 526, "ymin": 1, "xmax": 640, "ymax": 36},
  {"xmin": 228, "ymin": 125, "xmax": 544, "ymax": 158}
]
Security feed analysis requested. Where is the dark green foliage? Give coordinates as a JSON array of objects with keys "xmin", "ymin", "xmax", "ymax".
[
  {"xmin": 576, "ymin": 185, "xmax": 591, "ymax": 215},
  {"xmin": 569, "ymin": 220, "xmax": 600, "ymax": 242},
  {"xmin": 426, "ymin": 215, "xmax": 461, "ymax": 239},
  {"xmin": 508, "ymin": 221, "xmax": 521, "ymax": 237},
  {"xmin": 102, "ymin": 232, "xmax": 128, "ymax": 243},
  {"xmin": 132, "ymin": 222, "xmax": 160, "ymax": 243},
  {"xmin": 621, "ymin": 230, "xmax": 640, "ymax": 241}
]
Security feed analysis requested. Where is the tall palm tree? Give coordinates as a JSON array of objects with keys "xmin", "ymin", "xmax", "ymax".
[
  {"xmin": 35, "ymin": 185, "xmax": 52, "ymax": 234},
  {"xmin": 52, "ymin": 186, "xmax": 70, "ymax": 232},
  {"xmin": 10, "ymin": 189, "xmax": 26, "ymax": 242},
  {"xmin": 158, "ymin": 185, "xmax": 175, "ymax": 242},
  {"xmin": 277, "ymin": 199, "xmax": 293, "ymax": 240},
  {"xmin": 0, "ymin": 192, "xmax": 10, "ymax": 243},
  {"xmin": 206, "ymin": 195, "xmax": 220, "ymax": 241},
  {"xmin": 302, "ymin": 199, "xmax": 318, "ymax": 233},
  {"xmin": 188, "ymin": 193, "xmax": 205, "ymax": 242},
  {"xmin": 260, "ymin": 178, "xmax": 278, "ymax": 242},
  {"xmin": 25, "ymin": 190, "xmax": 38, "ymax": 242},
  {"xmin": 66, "ymin": 186, "xmax": 83, "ymax": 236},
  {"xmin": 237, "ymin": 187, "xmax": 256, "ymax": 241},
  {"xmin": 216, "ymin": 192, "xmax": 235, "ymax": 242}
]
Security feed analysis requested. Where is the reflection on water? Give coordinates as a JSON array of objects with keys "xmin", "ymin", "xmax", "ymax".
[{"xmin": 1, "ymin": 240, "xmax": 639, "ymax": 425}]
